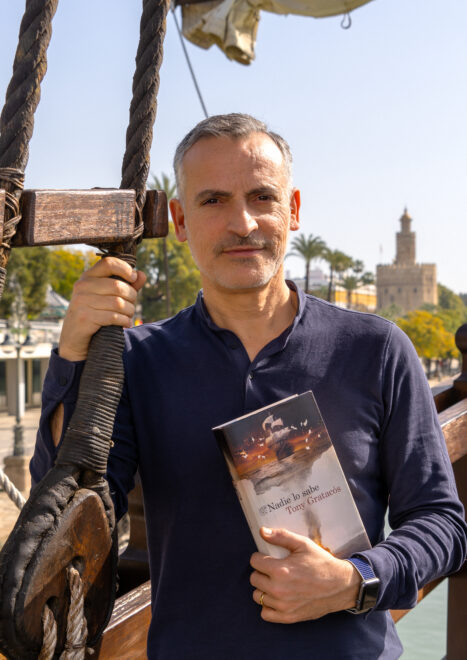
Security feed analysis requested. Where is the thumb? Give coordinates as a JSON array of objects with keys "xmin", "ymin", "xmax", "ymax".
[{"xmin": 260, "ymin": 526, "xmax": 308, "ymax": 553}]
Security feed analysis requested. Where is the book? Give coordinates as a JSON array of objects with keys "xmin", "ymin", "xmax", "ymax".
[{"xmin": 213, "ymin": 391, "xmax": 371, "ymax": 559}]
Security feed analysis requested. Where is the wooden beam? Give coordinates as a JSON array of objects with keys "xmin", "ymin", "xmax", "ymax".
[
  {"xmin": 143, "ymin": 189, "xmax": 168, "ymax": 239},
  {"xmin": 88, "ymin": 581, "xmax": 151, "ymax": 659},
  {"xmin": 439, "ymin": 399, "xmax": 467, "ymax": 464},
  {"xmin": 11, "ymin": 188, "xmax": 168, "ymax": 248},
  {"xmin": 0, "ymin": 189, "xmax": 5, "ymax": 243},
  {"xmin": 447, "ymin": 455, "xmax": 467, "ymax": 659}
]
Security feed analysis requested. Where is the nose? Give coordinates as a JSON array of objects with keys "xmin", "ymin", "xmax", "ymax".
[{"xmin": 227, "ymin": 201, "xmax": 259, "ymax": 237}]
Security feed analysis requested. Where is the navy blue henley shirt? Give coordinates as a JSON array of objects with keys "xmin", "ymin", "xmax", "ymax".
[{"xmin": 31, "ymin": 284, "xmax": 467, "ymax": 659}]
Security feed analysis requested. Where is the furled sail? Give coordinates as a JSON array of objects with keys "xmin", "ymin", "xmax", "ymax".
[{"xmin": 180, "ymin": 0, "xmax": 375, "ymax": 64}]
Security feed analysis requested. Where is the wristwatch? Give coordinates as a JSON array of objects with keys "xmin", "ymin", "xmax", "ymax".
[{"xmin": 345, "ymin": 557, "xmax": 380, "ymax": 614}]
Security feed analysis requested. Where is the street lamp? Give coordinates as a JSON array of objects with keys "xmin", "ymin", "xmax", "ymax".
[{"xmin": 3, "ymin": 275, "xmax": 33, "ymax": 456}]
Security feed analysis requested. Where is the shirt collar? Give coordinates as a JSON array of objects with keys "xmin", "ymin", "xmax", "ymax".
[{"xmin": 194, "ymin": 279, "xmax": 306, "ymax": 347}]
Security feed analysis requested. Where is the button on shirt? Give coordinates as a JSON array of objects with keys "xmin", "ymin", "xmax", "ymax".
[{"xmin": 31, "ymin": 284, "xmax": 467, "ymax": 660}]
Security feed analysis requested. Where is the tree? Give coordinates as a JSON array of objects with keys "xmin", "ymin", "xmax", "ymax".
[
  {"xmin": 288, "ymin": 233, "xmax": 327, "ymax": 293},
  {"xmin": 437, "ymin": 284, "xmax": 467, "ymax": 333},
  {"xmin": 49, "ymin": 247, "xmax": 99, "ymax": 300},
  {"xmin": 148, "ymin": 173, "xmax": 178, "ymax": 317},
  {"xmin": 136, "ymin": 223, "xmax": 201, "ymax": 322},
  {"xmin": 396, "ymin": 310, "xmax": 456, "ymax": 369},
  {"xmin": 0, "ymin": 247, "xmax": 50, "ymax": 319},
  {"xmin": 322, "ymin": 249, "xmax": 353, "ymax": 302}
]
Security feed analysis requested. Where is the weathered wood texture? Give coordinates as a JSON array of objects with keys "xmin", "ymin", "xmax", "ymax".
[
  {"xmin": 20, "ymin": 488, "xmax": 115, "ymax": 651},
  {"xmin": 87, "ymin": 581, "xmax": 151, "ymax": 659},
  {"xmin": 11, "ymin": 188, "xmax": 168, "ymax": 247},
  {"xmin": 143, "ymin": 189, "xmax": 169, "ymax": 239},
  {"xmin": 447, "ymin": 455, "xmax": 467, "ymax": 660},
  {"xmin": 0, "ymin": 189, "xmax": 5, "ymax": 241}
]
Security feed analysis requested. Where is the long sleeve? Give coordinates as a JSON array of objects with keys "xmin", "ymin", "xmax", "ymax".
[
  {"xmin": 30, "ymin": 348, "xmax": 85, "ymax": 486},
  {"xmin": 356, "ymin": 324, "xmax": 467, "ymax": 610}
]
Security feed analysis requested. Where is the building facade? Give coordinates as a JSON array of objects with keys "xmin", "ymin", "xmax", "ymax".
[{"xmin": 376, "ymin": 209, "xmax": 437, "ymax": 313}]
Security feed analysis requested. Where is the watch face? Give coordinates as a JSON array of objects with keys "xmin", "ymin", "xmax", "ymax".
[{"xmin": 360, "ymin": 577, "xmax": 380, "ymax": 612}]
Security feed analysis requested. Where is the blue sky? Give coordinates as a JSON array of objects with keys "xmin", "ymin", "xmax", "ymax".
[{"xmin": 1, "ymin": 0, "xmax": 466, "ymax": 293}]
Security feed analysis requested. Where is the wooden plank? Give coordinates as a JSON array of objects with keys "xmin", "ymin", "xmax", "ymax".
[
  {"xmin": 447, "ymin": 455, "xmax": 467, "ymax": 659},
  {"xmin": 88, "ymin": 581, "xmax": 151, "ymax": 659},
  {"xmin": 439, "ymin": 399, "xmax": 467, "ymax": 464},
  {"xmin": 13, "ymin": 189, "xmax": 136, "ymax": 246},
  {"xmin": 0, "ymin": 189, "xmax": 5, "ymax": 243}
]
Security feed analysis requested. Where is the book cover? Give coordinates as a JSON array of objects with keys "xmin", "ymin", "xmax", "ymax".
[{"xmin": 213, "ymin": 391, "xmax": 371, "ymax": 559}]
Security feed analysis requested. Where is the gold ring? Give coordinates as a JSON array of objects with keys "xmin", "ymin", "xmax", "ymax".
[{"xmin": 259, "ymin": 592, "xmax": 265, "ymax": 607}]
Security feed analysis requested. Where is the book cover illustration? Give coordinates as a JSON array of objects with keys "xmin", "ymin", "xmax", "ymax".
[{"xmin": 213, "ymin": 391, "xmax": 371, "ymax": 559}]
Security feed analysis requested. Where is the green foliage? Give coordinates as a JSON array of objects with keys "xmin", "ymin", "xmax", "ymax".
[
  {"xmin": 438, "ymin": 283, "xmax": 466, "ymax": 311},
  {"xmin": 136, "ymin": 223, "xmax": 201, "ymax": 322},
  {"xmin": 396, "ymin": 310, "xmax": 456, "ymax": 360},
  {"xmin": 151, "ymin": 173, "xmax": 177, "ymax": 200},
  {"xmin": 0, "ymin": 247, "xmax": 50, "ymax": 319},
  {"xmin": 49, "ymin": 248, "xmax": 99, "ymax": 300},
  {"xmin": 378, "ymin": 303, "xmax": 404, "ymax": 322}
]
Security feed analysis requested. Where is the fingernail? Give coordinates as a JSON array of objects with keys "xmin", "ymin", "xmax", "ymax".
[
  {"xmin": 262, "ymin": 527, "xmax": 272, "ymax": 536},
  {"xmin": 130, "ymin": 270, "xmax": 137, "ymax": 282}
]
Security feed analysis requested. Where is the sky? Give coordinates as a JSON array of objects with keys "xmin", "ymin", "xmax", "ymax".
[{"xmin": 1, "ymin": 0, "xmax": 466, "ymax": 294}]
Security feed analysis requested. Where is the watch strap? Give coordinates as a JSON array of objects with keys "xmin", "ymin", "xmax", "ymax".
[
  {"xmin": 346, "ymin": 556, "xmax": 375, "ymax": 580},
  {"xmin": 345, "ymin": 556, "xmax": 379, "ymax": 614}
]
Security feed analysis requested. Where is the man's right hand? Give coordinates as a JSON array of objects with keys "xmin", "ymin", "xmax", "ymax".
[{"xmin": 59, "ymin": 256, "xmax": 147, "ymax": 362}]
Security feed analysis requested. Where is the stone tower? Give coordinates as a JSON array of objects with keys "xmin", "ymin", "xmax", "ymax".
[
  {"xmin": 376, "ymin": 209, "xmax": 437, "ymax": 313},
  {"xmin": 395, "ymin": 208, "xmax": 415, "ymax": 265}
]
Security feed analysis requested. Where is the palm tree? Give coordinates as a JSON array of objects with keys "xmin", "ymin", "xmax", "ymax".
[
  {"xmin": 323, "ymin": 249, "xmax": 353, "ymax": 302},
  {"xmin": 149, "ymin": 173, "xmax": 177, "ymax": 317},
  {"xmin": 151, "ymin": 173, "xmax": 177, "ymax": 201},
  {"xmin": 341, "ymin": 262, "xmax": 374, "ymax": 309},
  {"xmin": 288, "ymin": 234, "xmax": 327, "ymax": 293}
]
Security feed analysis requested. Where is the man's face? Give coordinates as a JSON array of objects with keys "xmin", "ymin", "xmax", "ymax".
[{"xmin": 170, "ymin": 133, "xmax": 300, "ymax": 293}]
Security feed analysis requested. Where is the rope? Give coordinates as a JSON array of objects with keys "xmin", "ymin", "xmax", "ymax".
[
  {"xmin": 0, "ymin": 0, "xmax": 58, "ymax": 274},
  {"xmin": 0, "ymin": 0, "xmax": 59, "ymax": 172},
  {"xmin": 38, "ymin": 605, "xmax": 57, "ymax": 660},
  {"xmin": 59, "ymin": 566, "xmax": 88, "ymax": 659},
  {"xmin": 118, "ymin": 0, "xmax": 170, "ymax": 249},
  {"xmin": 0, "ymin": 465, "xmax": 26, "ymax": 510},
  {"xmin": 171, "ymin": 7, "xmax": 209, "ymax": 119},
  {"xmin": 68, "ymin": 0, "xmax": 171, "ymax": 475},
  {"xmin": 39, "ymin": 566, "xmax": 92, "ymax": 659}
]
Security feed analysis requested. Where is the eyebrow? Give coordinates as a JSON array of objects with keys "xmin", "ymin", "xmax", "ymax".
[
  {"xmin": 247, "ymin": 186, "xmax": 279, "ymax": 197},
  {"xmin": 194, "ymin": 189, "xmax": 233, "ymax": 203},
  {"xmin": 194, "ymin": 186, "xmax": 279, "ymax": 203}
]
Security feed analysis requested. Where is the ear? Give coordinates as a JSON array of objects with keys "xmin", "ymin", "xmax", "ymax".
[
  {"xmin": 289, "ymin": 188, "xmax": 300, "ymax": 232},
  {"xmin": 169, "ymin": 198, "xmax": 187, "ymax": 242}
]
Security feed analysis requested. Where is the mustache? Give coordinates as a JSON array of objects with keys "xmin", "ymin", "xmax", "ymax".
[{"xmin": 214, "ymin": 236, "xmax": 272, "ymax": 255}]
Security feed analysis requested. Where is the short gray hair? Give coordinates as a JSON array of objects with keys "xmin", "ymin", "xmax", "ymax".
[{"xmin": 173, "ymin": 113, "xmax": 293, "ymax": 195}]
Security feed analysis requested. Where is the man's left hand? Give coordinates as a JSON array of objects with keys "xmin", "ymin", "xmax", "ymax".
[{"xmin": 250, "ymin": 527, "xmax": 360, "ymax": 623}]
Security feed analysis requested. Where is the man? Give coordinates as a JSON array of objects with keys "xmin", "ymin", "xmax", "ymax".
[{"xmin": 31, "ymin": 114, "xmax": 466, "ymax": 659}]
